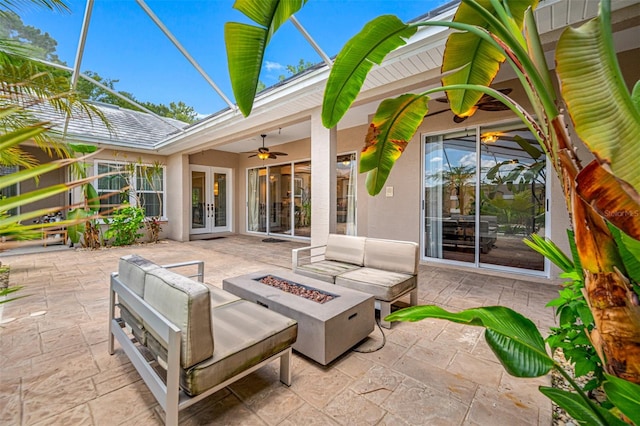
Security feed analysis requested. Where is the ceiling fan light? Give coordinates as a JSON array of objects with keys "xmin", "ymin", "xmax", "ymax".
[{"xmin": 258, "ymin": 152, "xmax": 270, "ymax": 160}]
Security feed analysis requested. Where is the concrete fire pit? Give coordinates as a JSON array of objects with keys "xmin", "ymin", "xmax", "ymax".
[{"xmin": 223, "ymin": 270, "xmax": 374, "ymax": 365}]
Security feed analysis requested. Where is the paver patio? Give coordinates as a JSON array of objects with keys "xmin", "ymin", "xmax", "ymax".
[{"xmin": 0, "ymin": 235, "xmax": 559, "ymax": 425}]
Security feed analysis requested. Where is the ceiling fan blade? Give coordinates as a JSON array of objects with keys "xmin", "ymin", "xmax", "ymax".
[
  {"xmin": 247, "ymin": 154, "xmax": 258, "ymax": 158},
  {"xmin": 268, "ymin": 153, "xmax": 277, "ymax": 159},
  {"xmin": 271, "ymin": 152, "xmax": 288, "ymax": 156}
]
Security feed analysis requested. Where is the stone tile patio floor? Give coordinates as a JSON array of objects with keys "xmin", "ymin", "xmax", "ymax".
[{"xmin": 0, "ymin": 235, "xmax": 560, "ymax": 425}]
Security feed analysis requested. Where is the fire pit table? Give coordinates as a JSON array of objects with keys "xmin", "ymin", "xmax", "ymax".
[{"xmin": 223, "ymin": 270, "xmax": 374, "ymax": 365}]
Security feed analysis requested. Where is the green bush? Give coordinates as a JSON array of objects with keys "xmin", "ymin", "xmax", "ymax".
[{"xmin": 104, "ymin": 204, "xmax": 145, "ymax": 246}]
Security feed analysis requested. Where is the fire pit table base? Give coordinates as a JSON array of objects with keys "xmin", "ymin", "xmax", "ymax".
[{"xmin": 223, "ymin": 270, "xmax": 375, "ymax": 365}]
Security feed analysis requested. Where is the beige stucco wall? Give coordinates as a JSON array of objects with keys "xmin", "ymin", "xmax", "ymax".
[{"xmin": 19, "ymin": 146, "xmax": 67, "ymax": 217}]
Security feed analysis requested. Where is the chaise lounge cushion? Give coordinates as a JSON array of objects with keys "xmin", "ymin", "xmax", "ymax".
[
  {"xmin": 335, "ymin": 268, "xmax": 416, "ymax": 302},
  {"xmin": 144, "ymin": 268, "xmax": 214, "ymax": 369},
  {"xmin": 182, "ymin": 300, "xmax": 297, "ymax": 396}
]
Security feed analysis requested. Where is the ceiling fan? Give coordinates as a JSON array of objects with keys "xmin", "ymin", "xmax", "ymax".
[
  {"xmin": 427, "ymin": 88, "xmax": 512, "ymax": 123},
  {"xmin": 246, "ymin": 134, "xmax": 288, "ymax": 160}
]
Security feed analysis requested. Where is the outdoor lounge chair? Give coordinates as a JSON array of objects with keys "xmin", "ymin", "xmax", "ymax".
[{"xmin": 108, "ymin": 254, "xmax": 297, "ymax": 425}]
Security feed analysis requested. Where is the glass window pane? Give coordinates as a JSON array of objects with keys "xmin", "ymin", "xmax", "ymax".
[
  {"xmin": 479, "ymin": 126, "xmax": 545, "ymax": 271},
  {"xmin": 293, "ymin": 161, "xmax": 311, "ymax": 237},
  {"xmin": 336, "ymin": 154, "xmax": 356, "ymax": 235},
  {"xmin": 424, "ymin": 132, "xmax": 477, "ymax": 263}
]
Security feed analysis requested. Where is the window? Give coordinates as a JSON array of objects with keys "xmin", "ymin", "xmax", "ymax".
[
  {"xmin": 0, "ymin": 166, "xmax": 19, "ymax": 216},
  {"xmin": 95, "ymin": 161, "xmax": 165, "ymax": 217}
]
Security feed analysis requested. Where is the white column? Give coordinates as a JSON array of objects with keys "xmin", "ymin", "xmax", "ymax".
[
  {"xmin": 167, "ymin": 153, "xmax": 190, "ymax": 241},
  {"xmin": 310, "ymin": 109, "xmax": 337, "ymax": 246}
]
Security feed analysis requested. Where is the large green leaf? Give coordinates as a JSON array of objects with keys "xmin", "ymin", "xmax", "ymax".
[
  {"xmin": 539, "ymin": 387, "xmax": 627, "ymax": 426},
  {"xmin": 360, "ymin": 94, "xmax": 428, "ymax": 195},
  {"xmin": 386, "ymin": 305, "xmax": 553, "ymax": 377},
  {"xmin": 556, "ymin": 0, "xmax": 640, "ymax": 194},
  {"xmin": 85, "ymin": 184, "xmax": 100, "ymax": 213},
  {"xmin": 225, "ymin": 0, "xmax": 307, "ymax": 117},
  {"xmin": 607, "ymin": 223, "xmax": 640, "ymax": 284},
  {"xmin": 442, "ymin": 0, "xmax": 537, "ymax": 117},
  {"xmin": 603, "ymin": 374, "xmax": 640, "ymax": 425},
  {"xmin": 322, "ymin": 15, "xmax": 416, "ymax": 128},
  {"xmin": 67, "ymin": 208, "xmax": 89, "ymax": 244}
]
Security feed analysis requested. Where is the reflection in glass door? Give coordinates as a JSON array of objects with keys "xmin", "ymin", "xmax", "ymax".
[
  {"xmin": 423, "ymin": 125, "xmax": 546, "ymax": 273},
  {"xmin": 190, "ymin": 166, "xmax": 232, "ymax": 234},
  {"xmin": 247, "ymin": 161, "xmax": 311, "ymax": 238},
  {"xmin": 424, "ymin": 132, "xmax": 477, "ymax": 263},
  {"xmin": 478, "ymin": 127, "xmax": 545, "ymax": 271}
]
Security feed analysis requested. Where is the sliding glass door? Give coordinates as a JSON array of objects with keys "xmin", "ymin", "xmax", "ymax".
[
  {"xmin": 423, "ymin": 125, "xmax": 546, "ymax": 274},
  {"xmin": 247, "ymin": 160, "xmax": 311, "ymax": 238},
  {"xmin": 336, "ymin": 153, "xmax": 357, "ymax": 235}
]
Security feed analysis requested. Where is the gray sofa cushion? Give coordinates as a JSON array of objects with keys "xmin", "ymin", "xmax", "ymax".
[
  {"xmin": 294, "ymin": 259, "xmax": 361, "ymax": 283},
  {"xmin": 336, "ymin": 268, "xmax": 416, "ymax": 301},
  {"xmin": 118, "ymin": 254, "xmax": 161, "ymax": 297},
  {"xmin": 324, "ymin": 234, "xmax": 366, "ymax": 266},
  {"xmin": 363, "ymin": 238, "xmax": 419, "ymax": 275},
  {"xmin": 144, "ymin": 268, "xmax": 214, "ymax": 369},
  {"xmin": 117, "ymin": 254, "xmax": 163, "ymax": 341},
  {"xmin": 182, "ymin": 300, "xmax": 297, "ymax": 396},
  {"xmin": 209, "ymin": 285, "xmax": 241, "ymax": 308}
]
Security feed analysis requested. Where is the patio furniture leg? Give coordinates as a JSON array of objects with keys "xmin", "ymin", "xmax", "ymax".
[
  {"xmin": 379, "ymin": 301, "xmax": 392, "ymax": 329},
  {"xmin": 410, "ymin": 288, "xmax": 418, "ymax": 306},
  {"xmin": 279, "ymin": 347, "xmax": 292, "ymax": 386}
]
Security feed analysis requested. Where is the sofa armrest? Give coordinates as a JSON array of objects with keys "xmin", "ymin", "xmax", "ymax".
[
  {"xmin": 292, "ymin": 245, "xmax": 327, "ymax": 269},
  {"xmin": 161, "ymin": 260, "xmax": 204, "ymax": 282},
  {"xmin": 109, "ymin": 272, "xmax": 182, "ymax": 417}
]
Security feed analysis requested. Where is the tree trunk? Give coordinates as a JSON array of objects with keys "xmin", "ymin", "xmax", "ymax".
[{"xmin": 571, "ymin": 190, "xmax": 640, "ymax": 384}]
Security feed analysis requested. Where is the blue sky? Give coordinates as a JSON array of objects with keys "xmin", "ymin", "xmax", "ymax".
[{"xmin": 19, "ymin": 0, "xmax": 448, "ymax": 116}]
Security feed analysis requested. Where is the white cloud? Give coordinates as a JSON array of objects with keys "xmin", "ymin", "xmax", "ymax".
[{"xmin": 265, "ymin": 61, "xmax": 285, "ymax": 72}]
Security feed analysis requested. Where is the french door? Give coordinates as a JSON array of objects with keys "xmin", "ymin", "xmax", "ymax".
[{"xmin": 190, "ymin": 166, "xmax": 232, "ymax": 234}]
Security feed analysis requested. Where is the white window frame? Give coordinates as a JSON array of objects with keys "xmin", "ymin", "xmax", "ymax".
[{"xmin": 94, "ymin": 160, "xmax": 166, "ymax": 219}]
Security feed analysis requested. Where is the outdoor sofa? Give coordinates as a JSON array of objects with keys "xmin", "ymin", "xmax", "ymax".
[
  {"xmin": 292, "ymin": 234, "xmax": 419, "ymax": 328},
  {"xmin": 108, "ymin": 254, "xmax": 297, "ymax": 426}
]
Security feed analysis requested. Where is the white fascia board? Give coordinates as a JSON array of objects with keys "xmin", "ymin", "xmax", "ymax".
[{"xmin": 154, "ymin": 67, "xmax": 331, "ymax": 155}]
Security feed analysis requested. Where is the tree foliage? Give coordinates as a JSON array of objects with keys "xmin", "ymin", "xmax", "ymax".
[{"xmin": 1, "ymin": 12, "xmax": 199, "ymax": 123}]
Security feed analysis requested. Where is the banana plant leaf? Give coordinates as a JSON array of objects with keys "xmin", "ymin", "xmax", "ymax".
[
  {"xmin": 539, "ymin": 387, "xmax": 627, "ymax": 426},
  {"xmin": 576, "ymin": 161, "xmax": 640, "ymax": 240},
  {"xmin": 360, "ymin": 93, "xmax": 428, "ymax": 195},
  {"xmin": 386, "ymin": 305, "xmax": 553, "ymax": 377},
  {"xmin": 67, "ymin": 208, "xmax": 90, "ymax": 244},
  {"xmin": 607, "ymin": 223, "xmax": 640, "ymax": 284},
  {"xmin": 322, "ymin": 15, "xmax": 416, "ymax": 128},
  {"xmin": 225, "ymin": 0, "xmax": 307, "ymax": 116},
  {"xmin": 556, "ymin": 0, "xmax": 640, "ymax": 195},
  {"xmin": 442, "ymin": 0, "xmax": 537, "ymax": 117},
  {"xmin": 603, "ymin": 373, "xmax": 640, "ymax": 425}
]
